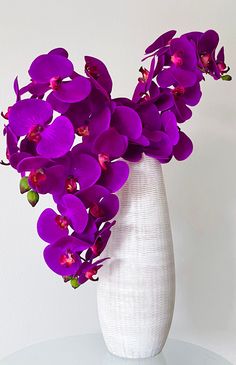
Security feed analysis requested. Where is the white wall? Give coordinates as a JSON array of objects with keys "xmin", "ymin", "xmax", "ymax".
[{"xmin": 0, "ymin": 0, "xmax": 235, "ymax": 363}]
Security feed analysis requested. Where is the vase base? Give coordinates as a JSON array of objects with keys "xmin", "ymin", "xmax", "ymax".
[
  {"xmin": 103, "ymin": 339, "xmax": 164, "ymax": 360},
  {"xmin": 107, "ymin": 349, "xmax": 162, "ymax": 360}
]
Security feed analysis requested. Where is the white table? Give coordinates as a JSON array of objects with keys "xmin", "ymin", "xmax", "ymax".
[{"xmin": 0, "ymin": 334, "xmax": 232, "ymax": 364}]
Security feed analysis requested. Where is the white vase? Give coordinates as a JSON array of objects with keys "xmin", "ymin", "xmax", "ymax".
[{"xmin": 97, "ymin": 155, "xmax": 175, "ymax": 359}]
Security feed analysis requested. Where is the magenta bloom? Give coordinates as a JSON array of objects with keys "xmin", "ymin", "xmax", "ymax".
[
  {"xmin": 198, "ymin": 30, "xmax": 221, "ymax": 79},
  {"xmin": 85, "ymin": 56, "xmax": 113, "ymax": 96},
  {"xmin": 37, "ymin": 194, "xmax": 88, "ymax": 244},
  {"xmin": 28, "ymin": 52, "xmax": 92, "ymax": 103},
  {"xmin": 18, "ymin": 157, "xmax": 66, "ymax": 195},
  {"xmin": 8, "ymin": 99, "xmax": 74, "ymax": 158},
  {"xmin": 171, "ymin": 82, "xmax": 202, "ymax": 123},
  {"xmin": 77, "ymin": 258, "xmax": 109, "ymax": 284},
  {"xmin": 86, "ymin": 221, "xmax": 116, "ymax": 260},
  {"xmin": 157, "ymin": 36, "xmax": 198, "ymax": 89},
  {"xmin": 44, "ymin": 236, "xmax": 90, "ymax": 276}
]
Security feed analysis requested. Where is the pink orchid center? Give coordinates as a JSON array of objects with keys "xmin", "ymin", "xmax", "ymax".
[
  {"xmin": 217, "ymin": 61, "xmax": 227, "ymax": 73},
  {"xmin": 200, "ymin": 53, "xmax": 211, "ymax": 67},
  {"xmin": 85, "ymin": 64, "xmax": 100, "ymax": 80},
  {"xmin": 59, "ymin": 250, "xmax": 76, "ymax": 267},
  {"xmin": 85, "ymin": 267, "xmax": 98, "ymax": 280},
  {"xmin": 171, "ymin": 53, "xmax": 183, "ymax": 66},
  {"xmin": 91, "ymin": 245, "xmax": 99, "ymax": 256},
  {"xmin": 28, "ymin": 169, "xmax": 47, "ymax": 188},
  {"xmin": 98, "ymin": 153, "xmax": 110, "ymax": 170},
  {"xmin": 91, "ymin": 237, "xmax": 102, "ymax": 256},
  {"xmin": 89, "ymin": 203, "xmax": 104, "ymax": 218},
  {"xmin": 27, "ymin": 125, "xmax": 43, "ymax": 143},
  {"xmin": 55, "ymin": 215, "xmax": 69, "ymax": 229},
  {"xmin": 77, "ymin": 125, "xmax": 90, "ymax": 137},
  {"xmin": 65, "ymin": 177, "xmax": 78, "ymax": 194},
  {"xmin": 49, "ymin": 76, "xmax": 62, "ymax": 91},
  {"xmin": 172, "ymin": 85, "xmax": 185, "ymax": 97},
  {"xmin": 138, "ymin": 67, "xmax": 149, "ymax": 83}
]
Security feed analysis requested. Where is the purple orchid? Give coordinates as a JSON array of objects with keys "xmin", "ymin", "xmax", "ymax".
[
  {"xmin": 77, "ymin": 185, "xmax": 119, "ymax": 225},
  {"xmin": 44, "ymin": 236, "xmax": 90, "ymax": 276},
  {"xmin": 85, "ymin": 56, "xmax": 113, "ymax": 97},
  {"xmin": 18, "ymin": 158, "xmax": 66, "ymax": 195},
  {"xmin": 26, "ymin": 52, "xmax": 92, "ymax": 103},
  {"xmin": 77, "ymin": 258, "xmax": 110, "ymax": 284},
  {"xmin": 8, "ymin": 99, "xmax": 75, "ymax": 159},
  {"xmin": 1, "ymin": 29, "xmax": 231, "ymax": 288},
  {"xmin": 86, "ymin": 221, "xmax": 116, "ymax": 260},
  {"xmin": 156, "ymin": 36, "xmax": 199, "ymax": 89},
  {"xmin": 171, "ymin": 82, "xmax": 202, "ymax": 123},
  {"xmin": 37, "ymin": 194, "xmax": 88, "ymax": 243}
]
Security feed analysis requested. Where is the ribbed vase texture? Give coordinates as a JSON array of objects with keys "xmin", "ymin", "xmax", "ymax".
[{"xmin": 97, "ymin": 156, "xmax": 175, "ymax": 359}]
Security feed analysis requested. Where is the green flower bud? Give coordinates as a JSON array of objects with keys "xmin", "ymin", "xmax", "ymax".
[
  {"xmin": 70, "ymin": 277, "xmax": 80, "ymax": 289},
  {"xmin": 221, "ymin": 74, "xmax": 232, "ymax": 81},
  {"xmin": 27, "ymin": 190, "xmax": 39, "ymax": 207},
  {"xmin": 20, "ymin": 177, "xmax": 31, "ymax": 194}
]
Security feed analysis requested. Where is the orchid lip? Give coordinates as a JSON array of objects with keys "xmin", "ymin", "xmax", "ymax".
[
  {"xmin": 27, "ymin": 124, "xmax": 43, "ymax": 143},
  {"xmin": 59, "ymin": 250, "xmax": 76, "ymax": 267},
  {"xmin": 77, "ymin": 125, "xmax": 89, "ymax": 136},
  {"xmin": 65, "ymin": 177, "xmax": 78, "ymax": 193},
  {"xmin": 28, "ymin": 169, "xmax": 47, "ymax": 187},
  {"xmin": 85, "ymin": 64, "xmax": 100, "ymax": 79},
  {"xmin": 89, "ymin": 203, "xmax": 104, "ymax": 218},
  {"xmin": 171, "ymin": 53, "xmax": 183, "ymax": 66},
  {"xmin": 98, "ymin": 153, "xmax": 110, "ymax": 170},
  {"xmin": 55, "ymin": 215, "xmax": 69, "ymax": 229},
  {"xmin": 85, "ymin": 268, "xmax": 99, "ymax": 281},
  {"xmin": 138, "ymin": 67, "xmax": 149, "ymax": 83},
  {"xmin": 217, "ymin": 62, "xmax": 229, "ymax": 74},
  {"xmin": 172, "ymin": 85, "xmax": 185, "ymax": 97},
  {"xmin": 49, "ymin": 76, "xmax": 62, "ymax": 91},
  {"xmin": 200, "ymin": 53, "xmax": 211, "ymax": 67}
]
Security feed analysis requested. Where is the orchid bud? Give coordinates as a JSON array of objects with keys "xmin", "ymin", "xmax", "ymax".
[
  {"xmin": 27, "ymin": 190, "xmax": 39, "ymax": 207},
  {"xmin": 221, "ymin": 74, "xmax": 232, "ymax": 81},
  {"xmin": 70, "ymin": 277, "xmax": 80, "ymax": 289},
  {"xmin": 20, "ymin": 177, "xmax": 31, "ymax": 194}
]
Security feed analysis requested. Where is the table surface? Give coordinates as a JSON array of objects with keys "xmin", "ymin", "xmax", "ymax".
[{"xmin": 0, "ymin": 334, "xmax": 232, "ymax": 365}]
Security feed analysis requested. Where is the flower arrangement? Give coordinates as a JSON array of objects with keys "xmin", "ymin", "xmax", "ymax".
[{"xmin": 1, "ymin": 30, "xmax": 231, "ymax": 288}]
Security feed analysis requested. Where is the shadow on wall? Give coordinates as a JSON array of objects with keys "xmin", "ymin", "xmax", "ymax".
[{"xmin": 164, "ymin": 113, "xmax": 236, "ymax": 334}]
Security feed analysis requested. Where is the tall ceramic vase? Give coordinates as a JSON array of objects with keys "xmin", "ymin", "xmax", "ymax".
[{"xmin": 97, "ymin": 155, "xmax": 175, "ymax": 359}]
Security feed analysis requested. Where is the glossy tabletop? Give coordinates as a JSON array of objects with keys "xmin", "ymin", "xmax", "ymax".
[{"xmin": 0, "ymin": 334, "xmax": 232, "ymax": 365}]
